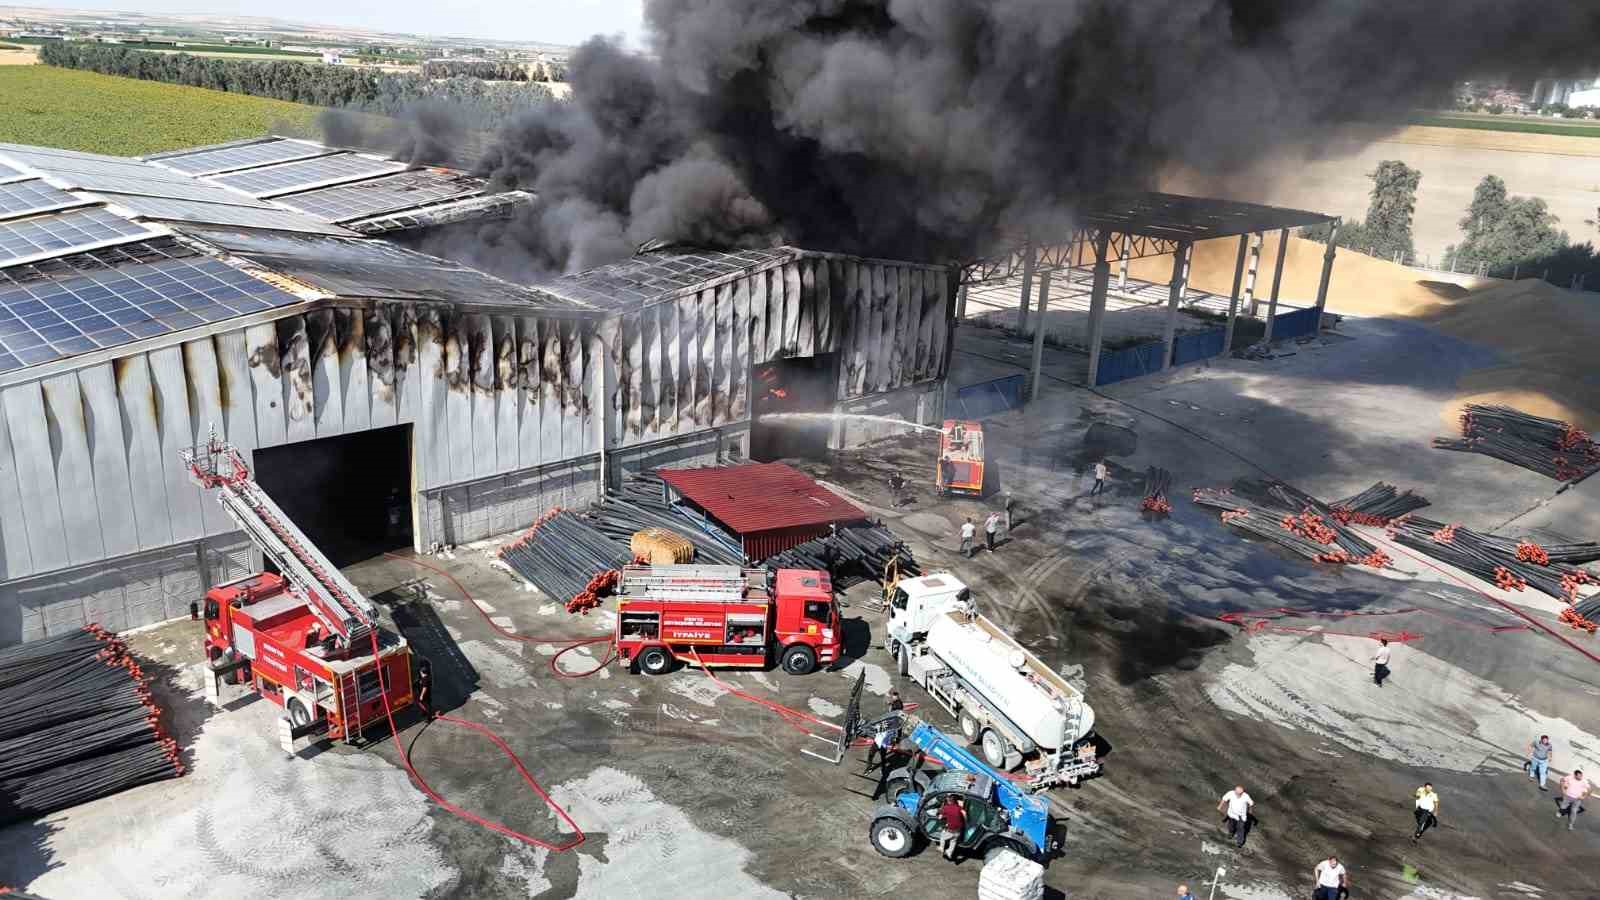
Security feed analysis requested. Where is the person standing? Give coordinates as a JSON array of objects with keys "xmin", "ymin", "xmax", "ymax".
[
  {"xmin": 1090, "ymin": 459, "xmax": 1109, "ymax": 496},
  {"xmin": 938, "ymin": 794, "xmax": 966, "ymax": 860},
  {"xmin": 1312, "ymin": 855, "xmax": 1348, "ymax": 900},
  {"xmin": 1176, "ymin": 884, "xmax": 1195, "ymax": 900},
  {"xmin": 1218, "ymin": 784, "xmax": 1254, "ymax": 848},
  {"xmin": 1372, "ymin": 638, "xmax": 1392, "ymax": 687},
  {"xmin": 1558, "ymin": 769, "xmax": 1592, "ymax": 831},
  {"xmin": 1529, "ymin": 735, "xmax": 1554, "ymax": 791},
  {"xmin": 1413, "ymin": 782, "xmax": 1440, "ymax": 842},
  {"xmin": 414, "ymin": 657, "xmax": 433, "ymax": 720},
  {"xmin": 888, "ymin": 469, "xmax": 906, "ymax": 507},
  {"xmin": 959, "ymin": 517, "xmax": 975, "ymax": 558},
  {"xmin": 984, "ymin": 511, "xmax": 1001, "ymax": 552}
]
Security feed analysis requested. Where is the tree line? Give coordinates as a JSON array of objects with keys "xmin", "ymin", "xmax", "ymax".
[
  {"xmin": 1304, "ymin": 161, "xmax": 1599, "ymax": 289},
  {"xmin": 419, "ymin": 60, "xmax": 528, "ymax": 82},
  {"xmin": 39, "ymin": 41, "xmax": 556, "ymax": 120}
]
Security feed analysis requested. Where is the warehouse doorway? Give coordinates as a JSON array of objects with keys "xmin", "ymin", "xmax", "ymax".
[
  {"xmin": 750, "ymin": 354, "xmax": 837, "ymax": 462},
  {"xmin": 253, "ymin": 425, "xmax": 413, "ymax": 567}
]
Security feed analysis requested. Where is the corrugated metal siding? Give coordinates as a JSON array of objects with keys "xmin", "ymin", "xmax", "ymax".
[
  {"xmin": 0, "ymin": 302, "xmax": 599, "ymax": 585},
  {"xmin": 743, "ymin": 524, "xmax": 833, "ymax": 561}
]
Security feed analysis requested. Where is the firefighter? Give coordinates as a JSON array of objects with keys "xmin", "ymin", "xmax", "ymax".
[
  {"xmin": 889, "ymin": 470, "xmax": 907, "ymax": 507},
  {"xmin": 414, "ymin": 658, "xmax": 433, "ymax": 720}
]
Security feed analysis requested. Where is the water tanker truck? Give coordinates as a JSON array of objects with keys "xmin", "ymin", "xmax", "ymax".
[{"xmin": 885, "ymin": 573, "xmax": 1099, "ymax": 789}]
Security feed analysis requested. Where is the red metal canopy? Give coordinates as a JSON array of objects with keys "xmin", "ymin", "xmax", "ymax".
[{"xmin": 658, "ymin": 463, "xmax": 866, "ymax": 555}]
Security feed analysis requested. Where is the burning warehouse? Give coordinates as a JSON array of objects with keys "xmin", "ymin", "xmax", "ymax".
[{"xmin": 0, "ymin": 137, "xmax": 954, "ymax": 646}]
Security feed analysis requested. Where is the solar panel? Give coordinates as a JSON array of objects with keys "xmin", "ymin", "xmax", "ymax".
[
  {"xmin": 0, "ymin": 208, "xmax": 158, "ymax": 267},
  {"xmin": 0, "ymin": 180, "xmax": 92, "ymax": 221},
  {"xmin": 0, "ymin": 161, "xmax": 25, "ymax": 183},
  {"xmin": 43, "ymin": 170, "xmax": 269, "ymax": 206},
  {"xmin": 0, "ymin": 238, "xmax": 301, "ymax": 373},
  {"xmin": 274, "ymin": 170, "xmax": 484, "ymax": 222},
  {"xmin": 100, "ymin": 194, "xmax": 354, "ymax": 236},
  {"xmin": 156, "ymin": 139, "xmax": 336, "ymax": 176},
  {"xmin": 0, "ymin": 147, "xmax": 195, "ymax": 184},
  {"xmin": 210, "ymin": 153, "xmax": 408, "ymax": 198}
]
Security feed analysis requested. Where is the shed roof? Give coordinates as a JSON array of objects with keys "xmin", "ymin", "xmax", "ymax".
[
  {"xmin": 658, "ymin": 463, "xmax": 866, "ymax": 535},
  {"xmin": 534, "ymin": 246, "xmax": 797, "ymax": 311},
  {"xmin": 1079, "ymin": 191, "xmax": 1334, "ymax": 241}
]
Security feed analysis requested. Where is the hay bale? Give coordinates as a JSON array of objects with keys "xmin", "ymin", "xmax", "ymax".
[{"xmin": 630, "ymin": 527, "xmax": 695, "ymax": 564}]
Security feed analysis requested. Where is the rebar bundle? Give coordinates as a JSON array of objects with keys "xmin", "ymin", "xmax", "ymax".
[
  {"xmin": 1433, "ymin": 404, "xmax": 1600, "ymax": 482},
  {"xmin": 498, "ymin": 510, "xmax": 635, "ymax": 613},
  {"xmin": 0, "ymin": 627, "xmax": 184, "ymax": 828},
  {"xmin": 588, "ymin": 471, "xmax": 744, "ymax": 565},
  {"xmin": 1191, "ymin": 478, "xmax": 1391, "ymax": 567},
  {"xmin": 1140, "ymin": 467, "xmax": 1173, "ymax": 515},
  {"xmin": 762, "ymin": 524, "xmax": 920, "ymax": 589},
  {"xmin": 1387, "ymin": 515, "xmax": 1600, "ymax": 605},
  {"xmin": 1330, "ymin": 482, "xmax": 1431, "ymax": 525}
]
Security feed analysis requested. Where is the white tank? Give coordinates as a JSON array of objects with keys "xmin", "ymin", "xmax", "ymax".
[{"xmin": 926, "ymin": 613, "xmax": 1094, "ymax": 751}]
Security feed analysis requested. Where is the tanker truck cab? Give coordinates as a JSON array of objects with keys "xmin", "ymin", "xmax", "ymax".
[{"xmin": 886, "ymin": 573, "xmax": 974, "ymax": 654}]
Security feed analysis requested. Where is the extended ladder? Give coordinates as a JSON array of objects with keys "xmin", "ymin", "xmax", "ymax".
[
  {"xmin": 182, "ymin": 432, "xmax": 377, "ymax": 650},
  {"xmin": 617, "ymin": 565, "xmax": 765, "ymax": 602}
]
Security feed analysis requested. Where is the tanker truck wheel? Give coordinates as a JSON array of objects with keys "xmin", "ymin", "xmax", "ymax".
[
  {"xmin": 980, "ymin": 728, "xmax": 1014, "ymax": 770},
  {"xmin": 780, "ymin": 644, "xmax": 817, "ymax": 675},
  {"xmin": 958, "ymin": 710, "xmax": 981, "ymax": 744}
]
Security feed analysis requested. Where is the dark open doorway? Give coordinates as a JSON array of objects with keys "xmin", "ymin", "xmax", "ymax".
[
  {"xmin": 253, "ymin": 425, "xmax": 413, "ymax": 567},
  {"xmin": 750, "ymin": 353, "xmax": 838, "ymax": 462}
]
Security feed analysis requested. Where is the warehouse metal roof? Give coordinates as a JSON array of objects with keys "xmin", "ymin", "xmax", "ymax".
[
  {"xmin": 658, "ymin": 463, "xmax": 866, "ymax": 535},
  {"xmin": 534, "ymin": 246, "xmax": 799, "ymax": 310},
  {"xmin": 1080, "ymin": 192, "xmax": 1334, "ymax": 241}
]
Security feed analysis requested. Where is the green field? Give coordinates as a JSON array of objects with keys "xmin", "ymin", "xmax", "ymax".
[
  {"xmin": 0, "ymin": 65, "xmax": 322, "ymax": 156},
  {"xmin": 1409, "ymin": 111, "xmax": 1600, "ymax": 138}
]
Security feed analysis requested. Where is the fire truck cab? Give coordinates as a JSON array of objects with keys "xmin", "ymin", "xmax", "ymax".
[
  {"xmin": 203, "ymin": 571, "xmax": 413, "ymax": 742},
  {"xmin": 615, "ymin": 565, "xmax": 842, "ymax": 676}
]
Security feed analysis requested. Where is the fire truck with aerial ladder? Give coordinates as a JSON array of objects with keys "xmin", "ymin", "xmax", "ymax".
[
  {"xmin": 614, "ymin": 564, "xmax": 842, "ymax": 676},
  {"xmin": 183, "ymin": 433, "xmax": 414, "ymax": 749}
]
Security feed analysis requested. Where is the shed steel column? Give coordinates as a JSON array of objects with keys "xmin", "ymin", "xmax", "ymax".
[
  {"xmin": 1160, "ymin": 240, "xmax": 1193, "ymax": 371},
  {"xmin": 1221, "ymin": 234, "xmax": 1250, "ymax": 355},
  {"xmin": 1083, "ymin": 232, "xmax": 1113, "ymax": 387},
  {"xmin": 1027, "ymin": 269, "xmax": 1053, "ymax": 401},
  {"xmin": 956, "ymin": 283, "xmax": 969, "ymax": 322},
  {"xmin": 1262, "ymin": 228, "xmax": 1290, "ymax": 343},
  {"xmin": 1117, "ymin": 233, "xmax": 1130, "ymax": 290},
  {"xmin": 1314, "ymin": 219, "xmax": 1341, "ymax": 323},
  {"xmin": 1016, "ymin": 242, "xmax": 1036, "ymax": 333},
  {"xmin": 1243, "ymin": 232, "xmax": 1263, "ymax": 316}
]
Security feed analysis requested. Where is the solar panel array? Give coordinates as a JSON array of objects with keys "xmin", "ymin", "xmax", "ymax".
[
  {"xmin": 0, "ymin": 180, "xmax": 90, "ymax": 221},
  {"xmin": 102, "ymin": 194, "xmax": 353, "ymax": 236},
  {"xmin": 0, "ymin": 238, "xmax": 301, "ymax": 373},
  {"xmin": 0, "ymin": 161, "xmax": 24, "ymax": 182},
  {"xmin": 0, "ymin": 208, "xmax": 157, "ymax": 266},
  {"xmin": 544, "ymin": 247, "xmax": 796, "ymax": 309},
  {"xmin": 0, "ymin": 145, "xmax": 195, "ymax": 184},
  {"xmin": 210, "ymin": 153, "xmax": 408, "ymax": 197},
  {"xmin": 274, "ymin": 170, "xmax": 484, "ymax": 222},
  {"xmin": 155, "ymin": 139, "xmax": 333, "ymax": 176}
]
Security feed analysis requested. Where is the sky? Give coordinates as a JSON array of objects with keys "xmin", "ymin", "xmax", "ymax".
[{"xmin": 31, "ymin": 0, "xmax": 646, "ymax": 47}]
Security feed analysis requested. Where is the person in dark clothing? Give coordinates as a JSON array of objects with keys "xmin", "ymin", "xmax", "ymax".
[
  {"xmin": 864, "ymin": 691, "xmax": 906, "ymax": 775},
  {"xmin": 889, "ymin": 470, "xmax": 907, "ymax": 507},
  {"xmin": 414, "ymin": 658, "xmax": 433, "ymax": 720}
]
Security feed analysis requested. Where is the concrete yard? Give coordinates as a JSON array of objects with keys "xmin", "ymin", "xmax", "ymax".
[{"xmin": 4, "ymin": 314, "xmax": 1599, "ymax": 899}]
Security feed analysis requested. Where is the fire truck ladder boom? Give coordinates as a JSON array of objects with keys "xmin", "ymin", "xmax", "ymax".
[
  {"xmin": 619, "ymin": 565, "xmax": 760, "ymax": 602},
  {"xmin": 182, "ymin": 434, "xmax": 376, "ymax": 647}
]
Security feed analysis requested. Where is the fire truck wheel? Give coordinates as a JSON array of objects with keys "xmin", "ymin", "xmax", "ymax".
[
  {"xmin": 869, "ymin": 816, "xmax": 917, "ymax": 858},
  {"xmin": 780, "ymin": 644, "xmax": 817, "ymax": 675},
  {"xmin": 286, "ymin": 697, "xmax": 313, "ymax": 728},
  {"xmin": 958, "ymin": 710, "xmax": 981, "ymax": 744},
  {"xmin": 980, "ymin": 728, "xmax": 1013, "ymax": 770},
  {"xmin": 638, "ymin": 646, "xmax": 674, "ymax": 676}
]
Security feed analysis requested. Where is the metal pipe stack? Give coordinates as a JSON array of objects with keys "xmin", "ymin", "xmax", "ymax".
[
  {"xmin": 762, "ymin": 524, "xmax": 920, "ymax": 588},
  {"xmin": 1330, "ymin": 482, "xmax": 1431, "ymax": 526},
  {"xmin": 0, "ymin": 627, "xmax": 184, "ymax": 828},
  {"xmin": 498, "ymin": 510, "xmax": 635, "ymax": 612},
  {"xmin": 1140, "ymin": 467, "xmax": 1173, "ymax": 515},
  {"xmin": 1387, "ymin": 515, "xmax": 1599, "ymax": 604},
  {"xmin": 1433, "ymin": 404, "xmax": 1600, "ymax": 482},
  {"xmin": 589, "ymin": 472, "xmax": 743, "ymax": 565},
  {"xmin": 1192, "ymin": 477, "xmax": 1395, "ymax": 567}
]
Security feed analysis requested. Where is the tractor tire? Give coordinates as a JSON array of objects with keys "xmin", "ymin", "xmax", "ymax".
[
  {"xmin": 959, "ymin": 710, "xmax": 982, "ymax": 743},
  {"xmin": 983, "ymin": 839, "xmax": 1033, "ymax": 864},
  {"xmin": 869, "ymin": 816, "xmax": 917, "ymax": 858},
  {"xmin": 980, "ymin": 728, "xmax": 1013, "ymax": 770},
  {"xmin": 883, "ymin": 776, "xmax": 915, "ymax": 803},
  {"xmin": 639, "ymin": 646, "xmax": 674, "ymax": 676},
  {"xmin": 286, "ymin": 697, "xmax": 313, "ymax": 728},
  {"xmin": 780, "ymin": 644, "xmax": 817, "ymax": 675}
]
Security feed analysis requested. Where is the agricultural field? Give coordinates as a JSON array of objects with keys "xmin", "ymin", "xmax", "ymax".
[
  {"xmin": 1410, "ymin": 110, "xmax": 1600, "ymax": 138},
  {"xmin": 0, "ymin": 65, "xmax": 321, "ymax": 156}
]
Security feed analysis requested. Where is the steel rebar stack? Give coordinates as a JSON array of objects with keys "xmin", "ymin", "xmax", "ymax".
[
  {"xmin": 1192, "ymin": 477, "xmax": 1399, "ymax": 567},
  {"xmin": 0, "ymin": 627, "xmax": 184, "ymax": 828},
  {"xmin": 1433, "ymin": 404, "xmax": 1600, "ymax": 482}
]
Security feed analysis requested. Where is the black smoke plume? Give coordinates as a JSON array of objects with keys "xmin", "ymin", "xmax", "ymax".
[{"xmin": 401, "ymin": 1, "xmax": 1600, "ymax": 276}]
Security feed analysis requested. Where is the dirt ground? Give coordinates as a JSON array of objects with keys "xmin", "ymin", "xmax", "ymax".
[
  {"xmin": 4, "ymin": 310, "xmax": 1599, "ymax": 899},
  {"xmin": 0, "ymin": 47, "xmax": 36, "ymax": 65}
]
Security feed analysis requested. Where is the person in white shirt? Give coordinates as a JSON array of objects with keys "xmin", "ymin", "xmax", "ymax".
[
  {"xmin": 1090, "ymin": 459, "xmax": 1109, "ymax": 496},
  {"xmin": 983, "ymin": 511, "xmax": 1001, "ymax": 552},
  {"xmin": 1312, "ymin": 855, "xmax": 1348, "ymax": 900},
  {"xmin": 1372, "ymin": 638, "xmax": 1391, "ymax": 687},
  {"xmin": 1217, "ymin": 784, "xmax": 1254, "ymax": 848},
  {"xmin": 958, "ymin": 517, "xmax": 975, "ymax": 558},
  {"xmin": 1413, "ymin": 782, "xmax": 1440, "ymax": 842}
]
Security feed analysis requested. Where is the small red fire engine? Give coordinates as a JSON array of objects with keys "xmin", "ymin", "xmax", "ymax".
[
  {"xmin": 937, "ymin": 419, "xmax": 985, "ymax": 496},
  {"xmin": 185, "ymin": 436, "xmax": 413, "ymax": 746},
  {"xmin": 614, "ymin": 565, "xmax": 841, "ymax": 676}
]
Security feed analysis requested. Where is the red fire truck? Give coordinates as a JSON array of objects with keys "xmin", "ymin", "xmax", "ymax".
[
  {"xmin": 614, "ymin": 565, "xmax": 842, "ymax": 676},
  {"xmin": 184, "ymin": 436, "xmax": 413, "ymax": 746}
]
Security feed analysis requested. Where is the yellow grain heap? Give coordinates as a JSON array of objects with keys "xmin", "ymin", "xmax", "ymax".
[{"xmin": 630, "ymin": 528, "xmax": 695, "ymax": 564}]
